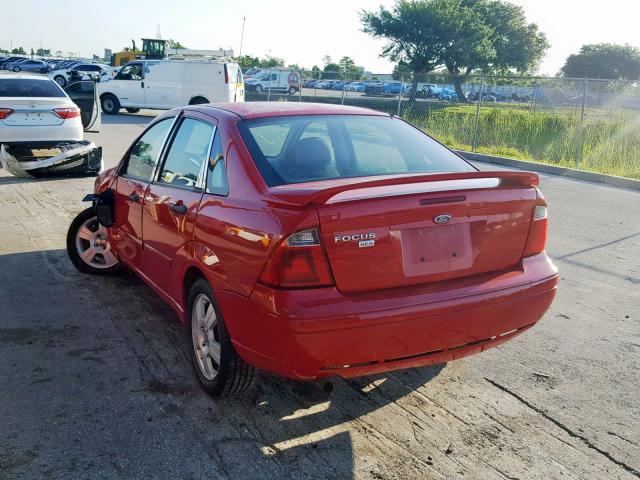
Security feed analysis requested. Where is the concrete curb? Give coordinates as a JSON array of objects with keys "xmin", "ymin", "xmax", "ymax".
[{"xmin": 456, "ymin": 150, "xmax": 640, "ymax": 192}]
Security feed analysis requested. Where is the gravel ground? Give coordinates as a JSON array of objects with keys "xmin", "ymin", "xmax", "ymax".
[{"xmin": 0, "ymin": 112, "xmax": 638, "ymax": 480}]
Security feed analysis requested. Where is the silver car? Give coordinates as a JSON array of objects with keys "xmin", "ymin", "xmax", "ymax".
[{"xmin": 6, "ymin": 59, "xmax": 50, "ymax": 73}]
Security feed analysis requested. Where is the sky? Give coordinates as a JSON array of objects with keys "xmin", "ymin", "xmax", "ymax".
[{"xmin": 2, "ymin": 0, "xmax": 639, "ymax": 75}]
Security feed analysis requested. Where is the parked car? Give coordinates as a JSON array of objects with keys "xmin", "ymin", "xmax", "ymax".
[
  {"xmin": 66, "ymin": 101, "xmax": 557, "ymax": 397},
  {"xmin": 331, "ymin": 81, "xmax": 346, "ymax": 90},
  {"xmin": 5, "ymin": 58, "xmax": 49, "ymax": 73},
  {"xmin": 245, "ymin": 70, "xmax": 300, "ymax": 94},
  {"xmin": 97, "ymin": 60, "xmax": 244, "ymax": 114},
  {"xmin": 323, "ymin": 80, "xmax": 339, "ymax": 89},
  {"xmin": 0, "ymin": 56, "xmax": 27, "ymax": 69},
  {"xmin": 303, "ymin": 79, "xmax": 318, "ymax": 88},
  {"xmin": 0, "ymin": 75, "xmax": 101, "ymax": 176},
  {"xmin": 314, "ymin": 80, "xmax": 328, "ymax": 89},
  {"xmin": 382, "ymin": 82, "xmax": 408, "ymax": 95},
  {"xmin": 243, "ymin": 67, "xmax": 263, "ymax": 80},
  {"xmin": 5, "ymin": 59, "xmax": 50, "ymax": 73},
  {"xmin": 346, "ymin": 82, "xmax": 366, "ymax": 92},
  {"xmin": 50, "ymin": 63, "xmax": 114, "ymax": 87}
]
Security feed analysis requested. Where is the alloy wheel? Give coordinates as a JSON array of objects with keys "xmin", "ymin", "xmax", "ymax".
[
  {"xmin": 75, "ymin": 216, "xmax": 118, "ymax": 269},
  {"xmin": 191, "ymin": 294, "xmax": 221, "ymax": 381}
]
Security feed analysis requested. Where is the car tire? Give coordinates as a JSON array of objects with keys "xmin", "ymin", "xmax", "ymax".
[
  {"xmin": 187, "ymin": 278, "xmax": 257, "ymax": 397},
  {"xmin": 189, "ymin": 96, "xmax": 209, "ymax": 105},
  {"xmin": 66, "ymin": 207, "xmax": 123, "ymax": 275},
  {"xmin": 125, "ymin": 107, "xmax": 140, "ymax": 113},
  {"xmin": 53, "ymin": 75, "xmax": 67, "ymax": 87},
  {"xmin": 101, "ymin": 94, "xmax": 120, "ymax": 114},
  {"xmin": 288, "ymin": 86, "xmax": 297, "ymax": 95},
  {"xmin": 255, "ymin": 85, "xmax": 263, "ymax": 93},
  {"xmin": 13, "ymin": 66, "xmax": 21, "ymax": 72}
]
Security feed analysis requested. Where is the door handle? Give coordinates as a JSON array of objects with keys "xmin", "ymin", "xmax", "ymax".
[
  {"xmin": 170, "ymin": 203, "xmax": 188, "ymax": 215},
  {"xmin": 127, "ymin": 193, "xmax": 140, "ymax": 202},
  {"xmin": 141, "ymin": 81, "xmax": 144, "ymax": 88}
]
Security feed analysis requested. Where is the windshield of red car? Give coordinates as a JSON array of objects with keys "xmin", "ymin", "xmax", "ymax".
[{"xmin": 237, "ymin": 114, "xmax": 476, "ymax": 187}]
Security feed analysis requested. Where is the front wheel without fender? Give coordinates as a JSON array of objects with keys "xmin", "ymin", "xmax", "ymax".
[{"xmin": 66, "ymin": 207, "xmax": 123, "ymax": 275}]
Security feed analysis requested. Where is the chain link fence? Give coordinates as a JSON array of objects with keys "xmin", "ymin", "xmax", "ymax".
[{"xmin": 243, "ymin": 68, "xmax": 640, "ymax": 179}]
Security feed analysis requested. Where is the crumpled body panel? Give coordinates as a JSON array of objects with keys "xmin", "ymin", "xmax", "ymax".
[{"xmin": 0, "ymin": 141, "xmax": 102, "ymax": 178}]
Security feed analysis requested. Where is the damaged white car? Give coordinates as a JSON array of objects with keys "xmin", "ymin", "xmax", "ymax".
[{"xmin": 0, "ymin": 75, "xmax": 102, "ymax": 177}]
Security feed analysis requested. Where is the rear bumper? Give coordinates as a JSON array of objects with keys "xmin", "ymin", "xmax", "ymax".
[
  {"xmin": 218, "ymin": 252, "xmax": 558, "ymax": 380},
  {"xmin": 0, "ymin": 141, "xmax": 102, "ymax": 177}
]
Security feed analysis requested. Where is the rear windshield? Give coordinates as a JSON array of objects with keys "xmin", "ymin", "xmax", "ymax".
[
  {"xmin": 0, "ymin": 79, "xmax": 65, "ymax": 98},
  {"xmin": 238, "ymin": 115, "xmax": 475, "ymax": 186}
]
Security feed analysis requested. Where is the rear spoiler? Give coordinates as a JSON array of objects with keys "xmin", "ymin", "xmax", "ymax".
[{"xmin": 264, "ymin": 171, "xmax": 539, "ymax": 208}]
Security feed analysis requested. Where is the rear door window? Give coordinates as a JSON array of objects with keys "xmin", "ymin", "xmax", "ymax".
[{"xmin": 158, "ymin": 118, "xmax": 214, "ymax": 189}]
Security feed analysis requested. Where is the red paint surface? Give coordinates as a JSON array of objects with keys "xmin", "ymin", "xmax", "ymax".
[{"xmin": 101, "ymin": 102, "xmax": 558, "ymax": 380}]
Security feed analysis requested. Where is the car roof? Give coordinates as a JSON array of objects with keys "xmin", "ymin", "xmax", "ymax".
[{"xmin": 206, "ymin": 102, "xmax": 390, "ymax": 120}]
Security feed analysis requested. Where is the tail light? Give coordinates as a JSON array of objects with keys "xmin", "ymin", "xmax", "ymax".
[
  {"xmin": 53, "ymin": 107, "xmax": 81, "ymax": 119},
  {"xmin": 260, "ymin": 228, "xmax": 334, "ymax": 288},
  {"xmin": 523, "ymin": 204, "xmax": 548, "ymax": 257},
  {"xmin": 0, "ymin": 108, "xmax": 13, "ymax": 119}
]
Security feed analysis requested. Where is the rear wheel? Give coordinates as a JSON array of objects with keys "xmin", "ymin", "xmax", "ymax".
[
  {"xmin": 66, "ymin": 207, "xmax": 122, "ymax": 275},
  {"xmin": 53, "ymin": 75, "xmax": 67, "ymax": 87},
  {"xmin": 189, "ymin": 96, "xmax": 209, "ymax": 105},
  {"xmin": 255, "ymin": 85, "xmax": 263, "ymax": 93},
  {"xmin": 288, "ymin": 86, "xmax": 297, "ymax": 95},
  {"xmin": 187, "ymin": 279, "xmax": 257, "ymax": 397},
  {"xmin": 13, "ymin": 66, "xmax": 21, "ymax": 72},
  {"xmin": 101, "ymin": 94, "xmax": 120, "ymax": 114},
  {"xmin": 125, "ymin": 107, "xmax": 140, "ymax": 113}
]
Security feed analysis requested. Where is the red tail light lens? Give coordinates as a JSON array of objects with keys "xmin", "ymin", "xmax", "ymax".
[
  {"xmin": 260, "ymin": 228, "xmax": 334, "ymax": 288},
  {"xmin": 523, "ymin": 205, "xmax": 548, "ymax": 257},
  {"xmin": 0, "ymin": 108, "xmax": 13, "ymax": 119},
  {"xmin": 53, "ymin": 107, "xmax": 80, "ymax": 119}
]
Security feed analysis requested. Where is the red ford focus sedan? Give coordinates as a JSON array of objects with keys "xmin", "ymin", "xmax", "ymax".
[{"xmin": 67, "ymin": 102, "xmax": 558, "ymax": 396}]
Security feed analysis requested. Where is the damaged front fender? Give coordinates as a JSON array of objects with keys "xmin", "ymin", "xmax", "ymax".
[{"xmin": 0, "ymin": 141, "xmax": 103, "ymax": 178}]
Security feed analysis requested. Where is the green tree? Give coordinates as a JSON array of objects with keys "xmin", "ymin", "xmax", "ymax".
[
  {"xmin": 322, "ymin": 55, "xmax": 332, "ymax": 67},
  {"xmin": 12, "ymin": 47, "xmax": 26, "ymax": 55},
  {"xmin": 260, "ymin": 55, "xmax": 285, "ymax": 68},
  {"xmin": 392, "ymin": 62, "xmax": 412, "ymax": 80},
  {"xmin": 561, "ymin": 43, "xmax": 640, "ymax": 80},
  {"xmin": 362, "ymin": 0, "xmax": 549, "ymax": 102},
  {"xmin": 311, "ymin": 65, "xmax": 321, "ymax": 79},
  {"xmin": 322, "ymin": 63, "xmax": 342, "ymax": 79},
  {"xmin": 167, "ymin": 39, "xmax": 186, "ymax": 50}
]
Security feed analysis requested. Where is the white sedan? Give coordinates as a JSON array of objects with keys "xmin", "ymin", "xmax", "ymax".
[
  {"xmin": 0, "ymin": 75, "xmax": 101, "ymax": 177},
  {"xmin": 50, "ymin": 63, "xmax": 114, "ymax": 88}
]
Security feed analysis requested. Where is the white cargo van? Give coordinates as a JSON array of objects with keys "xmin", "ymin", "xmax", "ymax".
[
  {"xmin": 244, "ymin": 70, "xmax": 300, "ymax": 94},
  {"xmin": 98, "ymin": 60, "xmax": 244, "ymax": 114}
]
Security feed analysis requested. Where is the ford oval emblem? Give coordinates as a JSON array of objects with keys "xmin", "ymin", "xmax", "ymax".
[{"xmin": 433, "ymin": 214, "xmax": 452, "ymax": 225}]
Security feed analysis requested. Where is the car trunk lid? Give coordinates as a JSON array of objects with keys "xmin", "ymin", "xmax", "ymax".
[
  {"xmin": 266, "ymin": 171, "xmax": 540, "ymax": 293},
  {"xmin": 0, "ymin": 98, "xmax": 68, "ymax": 126}
]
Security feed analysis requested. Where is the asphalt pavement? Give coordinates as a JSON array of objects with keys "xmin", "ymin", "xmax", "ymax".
[{"xmin": 0, "ymin": 111, "xmax": 638, "ymax": 480}]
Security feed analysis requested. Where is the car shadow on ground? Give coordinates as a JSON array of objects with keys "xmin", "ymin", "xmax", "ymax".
[{"xmin": 0, "ymin": 248, "xmax": 445, "ymax": 479}]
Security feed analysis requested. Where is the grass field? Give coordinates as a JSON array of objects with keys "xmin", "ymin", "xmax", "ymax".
[
  {"xmin": 404, "ymin": 104, "xmax": 640, "ymax": 179},
  {"xmin": 247, "ymin": 92, "xmax": 640, "ymax": 179}
]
